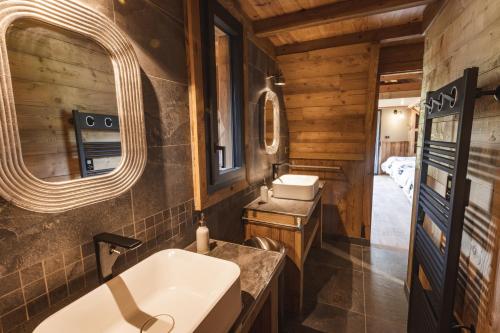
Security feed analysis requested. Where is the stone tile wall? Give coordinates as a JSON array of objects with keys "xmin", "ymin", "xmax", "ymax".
[
  {"xmin": 0, "ymin": 0, "xmax": 194, "ymax": 331},
  {"xmin": 0, "ymin": 0, "xmax": 288, "ymax": 331}
]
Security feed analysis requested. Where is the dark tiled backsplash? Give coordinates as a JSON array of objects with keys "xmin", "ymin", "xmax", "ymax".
[
  {"xmin": 0, "ymin": 3, "xmax": 288, "ymax": 333},
  {"xmin": 0, "ymin": 199, "xmax": 194, "ymax": 333}
]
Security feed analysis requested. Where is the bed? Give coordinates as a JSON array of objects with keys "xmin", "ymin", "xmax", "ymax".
[{"xmin": 380, "ymin": 156, "xmax": 416, "ymax": 202}]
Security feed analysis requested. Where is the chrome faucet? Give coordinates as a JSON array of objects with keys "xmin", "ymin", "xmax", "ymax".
[{"xmin": 93, "ymin": 232, "xmax": 142, "ymax": 283}]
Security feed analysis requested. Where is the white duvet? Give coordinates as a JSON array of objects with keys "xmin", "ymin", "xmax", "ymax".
[
  {"xmin": 381, "ymin": 156, "xmax": 416, "ymax": 202},
  {"xmin": 381, "ymin": 156, "xmax": 415, "ymax": 175}
]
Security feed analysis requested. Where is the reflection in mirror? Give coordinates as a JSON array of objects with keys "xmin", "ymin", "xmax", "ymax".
[
  {"xmin": 7, "ymin": 18, "xmax": 121, "ymax": 182},
  {"xmin": 264, "ymin": 99, "xmax": 274, "ymax": 147},
  {"xmin": 262, "ymin": 90, "xmax": 280, "ymax": 154},
  {"xmin": 215, "ymin": 25, "xmax": 233, "ymax": 171}
]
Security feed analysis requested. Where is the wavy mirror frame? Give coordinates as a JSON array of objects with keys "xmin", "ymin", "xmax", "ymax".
[
  {"xmin": 0, "ymin": 0, "xmax": 146, "ymax": 213},
  {"xmin": 262, "ymin": 90, "xmax": 280, "ymax": 154}
]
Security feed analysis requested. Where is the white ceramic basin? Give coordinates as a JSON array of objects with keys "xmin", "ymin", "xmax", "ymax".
[
  {"xmin": 34, "ymin": 249, "xmax": 241, "ymax": 333},
  {"xmin": 272, "ymin": 174, "xmax": 319, "ymax": 201}
]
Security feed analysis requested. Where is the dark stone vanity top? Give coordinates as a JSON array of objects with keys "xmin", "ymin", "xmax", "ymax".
[
  {"xmin": 244, "ymin": 181, "xmax": 325, "ymax": 218},
  {"xmin": 186, "ymin": 240, "xmax": 285, "ymax": 331}
]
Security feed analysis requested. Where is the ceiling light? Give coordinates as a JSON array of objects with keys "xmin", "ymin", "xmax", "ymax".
[{"xmin": 267, "ymin": 71, "xmax": 286, "ymax": 86}]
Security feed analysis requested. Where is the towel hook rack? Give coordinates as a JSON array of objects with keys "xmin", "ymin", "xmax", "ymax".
[{"xmin": 476, "ymin": 85, "xmax": 500, "ymax": 101}]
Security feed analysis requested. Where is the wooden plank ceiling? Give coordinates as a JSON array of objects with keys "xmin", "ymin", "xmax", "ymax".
[
  {"xmin": 237, "ymin": 0, "xmax": 432, "ymax": 101},
  {"xmin": 238, "ymin": 0, "xmax": 442, "ymax": 55}
]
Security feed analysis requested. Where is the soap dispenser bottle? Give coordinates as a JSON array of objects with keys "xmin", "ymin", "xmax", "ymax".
[
  {"xmin": 196, "ymin": 213, "xmax": 209, "ymax": 254},
  {"xmin": 260, "ymin": 178, "xmax": 269, "ymax": 203}
]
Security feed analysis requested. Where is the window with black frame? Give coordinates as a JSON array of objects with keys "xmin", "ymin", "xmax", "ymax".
[{"xmin": 200, "ymin": 0, "xmax": 245, "ymax": 192}]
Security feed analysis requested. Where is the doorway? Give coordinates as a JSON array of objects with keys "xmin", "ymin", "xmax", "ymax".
[{"xmin": 371, "ymin": 72, "xmax": 422, "ymax": 251}]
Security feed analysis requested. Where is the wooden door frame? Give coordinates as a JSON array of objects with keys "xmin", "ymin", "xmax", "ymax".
[
  {"xmin": 361, "ymin": 48, "xmax": 381, "ymax": 240},
  {"xmin": 373, "ymin": 109, "xmax": 382, "ymax": 175}
]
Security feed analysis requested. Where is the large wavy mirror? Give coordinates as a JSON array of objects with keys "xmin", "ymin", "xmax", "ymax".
[
  {"xmin": 0, "ymin": 0, "xmax": 146, "ymax": 213},
  {"xmin": 8, "ymin": 18, "xmax": 122, "ymax": 182},
  {"xmin": 262, "ymin": 90, "xmax": 280, "ymax": 154}
]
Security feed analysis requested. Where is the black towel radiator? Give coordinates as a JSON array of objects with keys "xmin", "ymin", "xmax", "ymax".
[
  {"xmin": 73, "ymin": 110, "xmax": 121, "ymax": 178},
  {"xmin": 408, "ymin": 67, "xmax": 499, "ymax": 333}
]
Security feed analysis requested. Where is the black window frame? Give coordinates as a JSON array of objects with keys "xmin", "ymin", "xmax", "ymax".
[{"xmin": 200, "ymin": 0, "xmax": 245, "ymax": 193}]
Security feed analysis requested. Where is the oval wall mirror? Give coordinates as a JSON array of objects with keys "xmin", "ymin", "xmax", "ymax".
[
  {"xmin": 0, "ymin": 0, "xmax": 146, "ymax": 213},
  {"xmin": 262, "ymin": 90, "xmax": 280, "ymax": 154}
]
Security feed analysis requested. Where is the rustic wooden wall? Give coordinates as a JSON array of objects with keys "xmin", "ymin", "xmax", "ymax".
[
  {"xmin": 264, "ymin": 99, "xmax": 274, "ymax": 145},
  {"xmin": 408, "ymin": 0, "xmax": 500, "ymax": 331},
  {"xmin": 278, "ymin": 43, "xmax": 379, "ymax": 240},
  {"xmin": 408, "ymin": 108, "xmax": 419, "ymax": 155},
  {"xmin": 214, "ymin": 29, "xmax": 233, "ymax": 168},
  {"xmin": 7, "ymin": 19, "xmax": 119, "ymax": 182},
  {"xmin": 378, "ymin": 141, "xmax": 410, "ymax": 173},
  {"xmin": 378, "ymin": 42, "xmax": 424, "ymax": 76}
]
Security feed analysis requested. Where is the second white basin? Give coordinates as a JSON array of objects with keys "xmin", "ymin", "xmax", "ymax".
[
  {"xmin": 272, "ymin": 174, "xmax": 319, "ymax": 201},
  {"xmin": 34, "ymin": 249, "xmax": 241, "ymax": 333}
]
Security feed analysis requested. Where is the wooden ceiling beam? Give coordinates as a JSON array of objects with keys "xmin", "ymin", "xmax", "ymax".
[
  {"xmin": 276, "ymin": 21, "xmax": 423, "ymax": 55},
  {"xmin": 422, "ymin": 0, "xmax": 448, "ymax": 33},
  {"xmin": 380, "ymin": 71, "xmax": 423, "ymax": 81},
  {"xmin": 379, "ymin": 81, "xmax": 422, "ymax": 93},
  {"xmin": 379, "ymin": 79, "xmax": 422, "ymax": 99},
  {"xmin": 378, "ymin": 42, "xmax": 424, "ymax": 74},
  {"xmin": 379, "ymin": 90, "xmax": 422, "ymax": 99},
  {"xmin": 253, "ymin": 0, "xmax": 436, "ymax": 38}
]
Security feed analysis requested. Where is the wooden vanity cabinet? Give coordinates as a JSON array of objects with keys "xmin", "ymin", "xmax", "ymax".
[{"xmin": 243, "ymin": 187, "xmax": 324, "ymax": 315}]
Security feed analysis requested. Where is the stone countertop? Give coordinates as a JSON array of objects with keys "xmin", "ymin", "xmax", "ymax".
[
  {"xmin": 185, "ymin": 240, "xmax": 285, "ymax": 331},
  {"xmin": 244, "ymin": 181, "xmax": 325, "ymax": 218}
]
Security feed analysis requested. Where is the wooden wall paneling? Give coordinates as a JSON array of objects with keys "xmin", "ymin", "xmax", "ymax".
[
  {"xmin": 215, "ymin": 31, "xmax": 234, "ymax": 168},
  {"xmin": 380, "ymin": 72, "xmax": 423, "ymax": 81},
  {"xmin": 379, "ymin": 79, "xmax": 422, "ymax": 98},
  {"xmin": 288, "ymin": 111, "xmax": 367, "ymax": 126},
  {"xmin": 379, "ymin": 90, "xmax": 422, "ymax": 99},
  {"xmin": 378, "ymin": 42, "xmax": 424, "ymax": 74},
  {"xmin": 379, "ymin": 81, "xmax": 422, "ymax": 94},
  {"xmin": 185, "ymin": 0, "xmax": 208, "ymax": 211},
  {"xmin": 281, "ymin": 57, "xmax": 370, "ymax": 80},
  {"xmin": 422, "ymin": 0, "xmax": 448, "ymax": 33},
  {"xmin": 285, "ymin": 90, "xmax": 368, "ymax": 107},
  {"xmin": 289, "ymin": 131, "xmax": 366, "ymax": 143},
  {"xmin": 406, "ymin": 0, "xmax": 500, "ymax": 331},
  {"xmin": 278, "ymin": 43, "xmax": 379, "ymax": 239},
  {"xmin": 278, "ymin": 42, "xmax": 371, "ymax": 63},
  {"xmin": 361, "ymin": 44, "xmax": 381, "ymax": 240},
  {"xmin": 285, "ymin": 73, "xmax": 369, "ymax": 95},
  {"xmin": 289, "ymin": 153, "xmax": 365, "ymax": 162},
  {"xmin": 408, "ymin": 108, "xmax": 420, "ymax": 155},
  {"xmin": 320, "ymin": 161, "xmax": 366, "ymax": 237},
  {"xmin": 378, "ymin": 141, "xmax": 411, "ymax": 172}
]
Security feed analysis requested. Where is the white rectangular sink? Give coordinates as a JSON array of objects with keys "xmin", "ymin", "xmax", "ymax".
[
  {"xmin": 272, "ymin": 174, "xmax": 319, "ymax": 201},
  {"xmin": 34, "ymin": 249, "xmax": 241, "ymax": 333}
]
